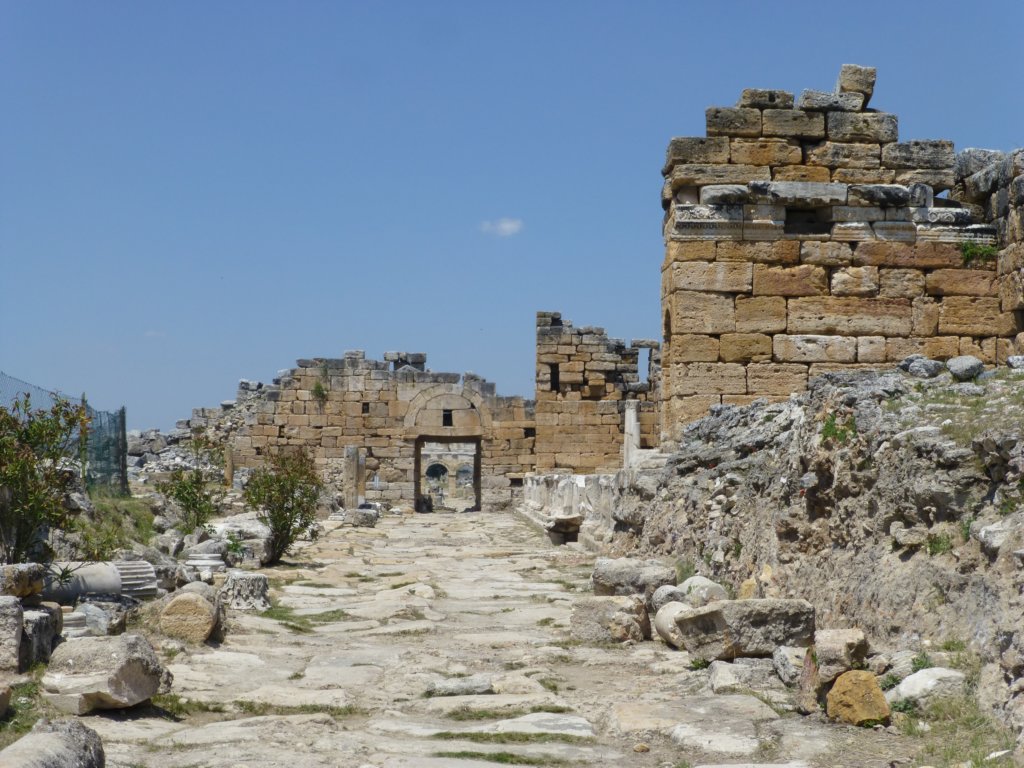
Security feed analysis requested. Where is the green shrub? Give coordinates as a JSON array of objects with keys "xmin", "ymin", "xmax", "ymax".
[
  {"xmin": 821, "ymin": 411, "xmax": 857, "ymax": 445},
  {"xmin": 0, "ymin": 394, "xmax": 90, "ymax": 564},
  {"xmin": 911, "ymin": 651, "xmax": 933, "ymax": 672},
  {"xmin": 243, "ymin": 449, "xmax": 323, "ymax": 565},
  {"xmin": 926, "ymin": 533, "xmax": 953, "ymax": 556},
  {"xmin": 156, "ymin": 434, "xmax": 223, "ymax": 531},
  {"xmin": 960, "ymin": 241, "xmax": 998, "ymax": 266}
]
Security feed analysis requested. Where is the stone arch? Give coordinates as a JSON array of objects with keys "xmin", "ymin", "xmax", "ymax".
[{"xmin": 403, "ymin": 383, "xmax": 493, "ymax": 436}]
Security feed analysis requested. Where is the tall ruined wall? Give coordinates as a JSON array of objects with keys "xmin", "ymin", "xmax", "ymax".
[
  {"xmin": 208, "ymin": 351, "xmax": 534, "ymax": 510},
  {"xmin": 534, "ymin": 312, "xmax": 659, "ymax": 473},
  {"xmin": 660, "ymin": 64, "xmax": 1022, "ymax": 443}
]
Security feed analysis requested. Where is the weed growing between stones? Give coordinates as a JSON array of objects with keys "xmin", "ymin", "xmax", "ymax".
[
  {"xmin": 430, "ymin": 731, "xmax": 593, "ymax": 745},
  {"xmin": 431, "ymin": 752, "xmax": 570, "ymax": 766},
  {"xmin": 960, "ymin": 241, "xmax": 999, "ymax": 266},
  {"xmin": 445, "ymin": 705, "xmax": 573, "ymax": 721},
  {"xmin": 900, "ymin": 696, "xmax": 1016, "ymax": 767},
  {"xmin": 926, "ymin": 533, "xmax": 953, "ymax": 556}
]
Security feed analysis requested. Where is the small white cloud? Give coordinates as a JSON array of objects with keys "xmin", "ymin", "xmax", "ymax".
[
  {"xmin": 480, "ymin": 217, "xmax": 523, "ymax": 237},
  {"xmin": 144, "ymin": 330, "xmax": 166, "ymax": 338}
]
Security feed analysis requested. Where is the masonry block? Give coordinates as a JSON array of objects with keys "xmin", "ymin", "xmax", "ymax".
[
  {"xmin": 664, "ymin": 136, "xmax": 731, "ymax": 168},
  {"xmin": 885, "ymin": 336, "xmax": 961, "ymax": 361},
  {"xmin": 753, "ymin": 264, "xmax": 828, "ymax": 296},
  {"xmin": 665, "ymin": 240, "xmax": 717, "ymax": 264},
  {"xmin": 773, "ymin": 334, "xmax": 858, "ymax": 363},
  {"xmin": 831, "ymin": 266, "xmax": 879, "ymax": 296},
  {"xmin": 879, "ymin": 269, "xmax": 926, "ymax": 298},
  {"xmin": 671, "ymin": 291, "xmax": 736, "ymax": 334},
  {"xmin": 939, "ymin": 297, "xmax": 1019, "ymax": 336},
  {"xmin": 719, "ymin": 333, "xmax": 773, "ymax": 363},
  {"xmin": 730, "ymin": 138, "xmax": 802, "ymax": 166},
  {"xmin": 706, "ymin": 107, "xmax": 762, "ymax": 138},
  {"xmin": 826, "ymin": 112, "xmax": 898, "ymax": 143},
  {"xmin": 761, "ymin": 109, "xmax": 825, "ymax": 139},
  {"xmin": 925, "ymin": 269, "xmax": 998, "ymax": 297},
  {"xmin": 717, "ymin": 240, "xmax": 800, "ymax": 265},
  {"xmin": 787, "ymin": 297, "xmax": 913, "ymax": 336},
  {"xmin": 735, "ymin": 296, "xmax": 788, "ymax": 333},
  {"xmin": 671, "ymin": 363, "xmax": 747, "ymax": 396},
  {"xmin": 671, "ymin": 335, "xmax": 720, "ymax": 362},
  {"xmin": 857, "ymin": 336, "xmax": 887, "ymax": 363},
  {"xmin": 671, "ymin": 261, "xmax": 753, "ymax": 293},
  {"xmin": 805, "ymin": 142, "xmax": 881, "ymax": 169},
  {"xmin": 746, "ymin": 363, "xmax": 808, "ymax": 395},
  {"xmin": 853, "ymin": 242, "xmax": 962, "ymax": 269},
  {"xmin": 772, "ymin": 165, "xmax": 831, "ymax": 182}
]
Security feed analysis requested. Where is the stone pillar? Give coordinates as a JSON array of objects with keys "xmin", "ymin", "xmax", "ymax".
[{"xmin": 623, "ymin": 401, "xmax": 640, "ymax": 469}]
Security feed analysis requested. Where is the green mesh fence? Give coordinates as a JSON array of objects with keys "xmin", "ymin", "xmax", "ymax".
[{"xmin": 0, "ymin": 371, "xmax": 128, "ymax": 494}]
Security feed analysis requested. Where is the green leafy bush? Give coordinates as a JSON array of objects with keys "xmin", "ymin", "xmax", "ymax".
[
  {"xmin": 156, "ymin": 434, "xmax": 223, "ymax": 531},
  {"xmin": 0, "ymin": 394, "xmax": 90, "ymax": 564},
  {"xmin": 960, "ymin": 241, "xmax": 998, "ymax": 266},
  {"xmin": 243, "ymin": 449, "xmax": 323, "ymax": 564},
  {"xmin": 821, "ymin": 411, "xmax": 857, "ymax": 445}
]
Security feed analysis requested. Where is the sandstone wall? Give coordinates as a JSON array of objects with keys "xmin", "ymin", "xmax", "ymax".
[
  {"xmin": 660, "ymin": 65, "xmax": 1022, "ymax": 442},
  {"xmin": 534, "ymin": 312, "xmax": 659, "ymax": 473},
  {"xmin": 205, "ymin": 351, "xmax": 534, "ymax": 510}
]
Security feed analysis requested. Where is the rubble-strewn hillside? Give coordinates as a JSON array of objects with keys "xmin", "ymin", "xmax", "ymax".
[{"xmin": 598, "ymin": 364, "xmax": 1024, "ymax": 733}]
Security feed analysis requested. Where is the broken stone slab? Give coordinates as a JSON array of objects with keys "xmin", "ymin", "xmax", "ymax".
[
  {"xmin": 827, "ymin": 112, "xmax": 898, "ymax": 144},
  {"xmin": 976, "ymin": 513, "xmax": 1024, "ymax": 557},
  {"xmin": 947, "ymin": 355, "xmax": 984, "ymax": 381},
  {"xmin": 882, "ymin": 140, "xmax": 955, "ymax": 170},
  {"xmin": 885, "ymin": 667, "xmax": 966, "ymax": 707},
  {"xmin": 773, "ymin": 645, "xmax": 808, "ymax": 687},
  {"xmin": 570, "ymin": 595, "xmax": 650, "ymax": 644},
  {"xmin": 911, "ymin": 207, "xmax": 973, "ymax": 225},
  {"xmin": 673, "ymin": 599, "xmax": 815, "ymax": 662},
  {"xmin": 219, "ymin": 570, "xmax": 270, "ymax": 611},
  {"xmin": 0, "ymin": 718, "xmax": 105, "ymax": 767},
  {"xmin": 708, "ymin": 658, "xmax": 782, "ymax": 694},
  {"xmin": 847, "ymin": 184, "xmax": 911, "ymax": 207},
  {"xmin": 41, "ymin": 633, "xmax": 170, "ymax": 715},
  {"xmin": 797, "ymin": 89, "xmax": 864, "ymax": 112},
  {"xmin": 955, "ymin": 148, "xmax": 1006, "ymax": 181},
  {"xmin": 826, "ymin": 670, "xmax": 890, "ymax": 725},
  {"xmin": 590, "ymin": 557, "xmax": 675, "ymax": 604},
  {"xmin": 20, "ymin": 607, "xmax": 59, "ymax": 669},
  {"xmin": 836, "ymin": 64, "xmax": 876, "ymax": 107},
  {"xmin": 0, "ymin": 564, "xmax": 45, "ymax": 598},
  {"xmin": 663, "ymin": 136, "xmax": 731, "ymax": 171},
  {"xmin": 814, "ymin": 628, "xmax": 868, "ymax": 683},
  {"xmin": 890, "ymin": 521, "xmax": 928, "ymax": 548},
  {"xmin": 667, "ymin": 694, "xmax": 779, "ymax": 757},
  {"xmin": 747, "ymin": 181, "xmax": 847, "ymax": 206},
  {"xmin": 427, "ymin": 673, "xmax": 495, "ymax": 697},
  {"xmin": 42, "ymin": 562, "xmax": 121, "ymax": 604}
]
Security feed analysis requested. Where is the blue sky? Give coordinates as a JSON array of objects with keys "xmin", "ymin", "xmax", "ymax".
[{"xmin": 2, "ymin": 2, "xmax": 1022, "ymax": 430}]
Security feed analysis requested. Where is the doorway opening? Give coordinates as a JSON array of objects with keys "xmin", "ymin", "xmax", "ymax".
[{"xmin": 414, "ymin": 437, "xmax": 481, "ymax": 512}]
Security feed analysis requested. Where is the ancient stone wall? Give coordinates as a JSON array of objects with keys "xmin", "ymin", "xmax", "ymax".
[
  {"xmin": 534, "ymin": 312, "xmax": 659, "ymax": 473},
  {"xmin": 660, "ymin": 65, "xmax": 1022, "ymax": 441},
  {"xmin": 211, "ymin": 351, "xmax": 534, "ymax": 510}
]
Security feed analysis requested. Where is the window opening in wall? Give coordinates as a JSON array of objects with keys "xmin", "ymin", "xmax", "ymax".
[
  {"xmin": 416, "ymin": 439, "xmax": 481, "ymax": 512},
  {"xmin": 548, "ymin": 363, "xmax": 560, "ymax": 391},
  {"xmin": 784, "ymin": 207, "xmax": 831, "ymax": 236},
  {"xmin": 524, "ymin": 427, "xmax": 536, "ymax": 439},
  {"xmin": 638, "ymin": 348, "xmax": 650, "ymax": 384},
  {"xmin": 663, "ymin": 310, "xmax": 671, "ymax": 340},
  {"xmin": 509, "ymin": 477, "xmax": 524, "ymax": 488},
  {"xmin": 442, "ymin": 409, "xmax": 453, "ymax": 427},
  {"xmin": 361, "ymin": 402, "xmax": 370, "ymax": 414}
]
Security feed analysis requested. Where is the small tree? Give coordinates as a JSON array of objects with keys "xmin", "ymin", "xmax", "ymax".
[
  {"xmin": 157, "ymin": 433, "xmax": 223, "ymax": 531},
  {"xmin": 243, "ymin": 449, "xmax": 322, "ymax": 565},
  {"xmin": 0, "ymin": 394, "xmax": 90, "ymax": 564}
]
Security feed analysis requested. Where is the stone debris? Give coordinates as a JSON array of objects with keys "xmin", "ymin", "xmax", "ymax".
[
  {"xmin": 885, "ymin": 667, "xmax": 967, "ymax": 707},
  {"xmin": 158, "ymin": 592, "xmax": 217, "ymax": 644},
  {"xmin": 814, "ymin": 628, "xmax": 868, "ymax": 683},
  {"xmin": 672, "ymin": 598, "xmax": 815, "ymax": 661},
  {"xmin": 41, "ymin": 633, "xmax": 169, "ymax": 714},
  {"xmin": 218, "ymin": 570, "xmax": 270, "ymax": 611},
  {"xmin": 826, "ymin": 670, "xmax": 890, "ymax": 725},
  {"xmin": 590, "ymin": 557, "xmax": 676, "ymax": 604},
  {"xmin": 0, "ymin": 718, "xmax": 105, "ymax": 768},
  {"xmin": 570, "ymin": 595, "xmax": 650, "ymax": 644}
]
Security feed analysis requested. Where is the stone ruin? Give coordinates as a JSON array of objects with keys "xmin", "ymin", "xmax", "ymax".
[
  {"xmin": 163, "ymin": 64, "xmax": 1024, "ymax": 511},
  {"xmin": 660, "ymin": 64, "xmax": 1024, "ymax": 441}
]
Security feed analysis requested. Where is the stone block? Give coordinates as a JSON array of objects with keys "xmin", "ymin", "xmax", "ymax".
[
  {"xmin": 832, "ymin": 168, "xmax": 896, "ymax": 185},
  {"xmin": 939, "ymin": 297, "xmax": 1019, "ymax": 336},
  {"xmin": 665, "ymin": 394, "xmax": 721, "ymax": 426},
  {"xmin": 753, "ymin": 264, "xmax": 828, "ymax": 296},
  {"xmin": 798, "ymin": 241, "xmax": 852, "ymax": 267},
  {"xmin": 671, "ymin": 363, "xmax": 747, "ymax": 396},
  {"xmin": 672, "ymin": 203, "xmax": 745, "ymax": 240},
  {"xmin": 831, "ymin": 223, "xmax": 876, "ymax": 243},
  {"xmin": 1000, "ymin": 271, "xmax": 1024, "ymax": 311},
  {"xmin": 716, "ymin": 240, "xmax": 800, "ymax": 265},
  {"xmin": 872, "ymin": 221, "xmax": 917, "ymax": 242},
  {"xmin": 788, "ymin": 297, "xmax": 913, "ymax": 336},
  {"xmin": 772, "ymin": 165, "xmax": 831, "ymax": 182},
  {"xmin": 827, "ymin": 670, "xmax": 890, "ymax": 726},
  {"xmin": 730, "ymin": 138, "xmax": 802, "ymax": 166},
  {"xmin": 748, "ymin": 180, "xmax": 847, "ymax": 206},
  {"xmin": 735, "ymin": 296, "xmax": 787, "ymax": 333},
  {"xmin": 670, "ymin": 291, "xmax": 736, "ymax": 334},
  {"xmin": 665, "ymin": 240, "xmax": 716, "ymax": 264},
  {"xmin": 836, "ymin": 64, "xmax": 876, "ymax": 106},
  {"xmin": 699, "ymin": 184, "xmax": 751, "ymax": 205},
  {"xmin": 673, "ymin": 598, "xmax": 815, "ymax": 661},
  {"xmin": 671, "ymin": 261, "xmax": 753, "ymax": 293},
  {"xmin": 737, "ymin": 88, "xmax": 794, "ymax": 109},
  {"xmin": 592, "ymin": 558, "xmax": 676, "ymax": 604},
  {"xmin": 746, "ymin": 363, "xmax": 808, "ymax": 395},
  {"xmin": 671, "ymin": 334, "xmax": 720, "ymax": 363},
  {"xmin": 705, "ymin": 107, "xmax": 762, "ymax": 138},
  {"xmin": 882, "ymin": 140, "xmax": 955, "ymax": 170},
  {"xmin": 570, "ymin": 596, "xmax": 650, "ymax": 644},
  {"xmin": 773, "ymin": 334, "xmax": 857, "ymax": 363},
  {"xmin": 827, "ymin": 112, "xmax": 898, "ymax": 143},
  {"xmin": 805, "ymin": 142, "xmax": 881, "ymax": 169},
  {"xmin": 848, "ymin": 184, "xmax": 911, "ymax": 207},
  {"xmin": 911, "ymin": 297, "xmax": 941, "ymax": 336},
  {"xmin": 879, "ymin": 269, "xmax": 926, "ymax": 298},
  {"xmin": 925, "ymin": 269, "xmax": 998, "ymax": 297},
  {"xmin": 853, "ymin": 241, "xmax": 962, "ymax": 269},
  {"xmin": 669, "ymin": 165, "xmax": 769, "ymax": 192},
  {"xmin": 761, "ymin": 109, "xmax": 825, "ymax": 139},
  {"xmin": 857, "ymin": 336, "xmax": 887, "ymax": 363},
  {"xmin": 797, "ymin": 90, "xmax": 864, "ymax": 112},
  {"xmin": 832, "ymin": 205, "xmax": 886, "ymax": 222},
  {"xmin": 895, "ymin": 169, "xmax": 955, "ymax": 192},
  {"xmin": 664, "ymin": 136, "xmax": 730, "ymax": 169},
  {"xmin": 0, "ymin": 597, "xmax": 23, "ymax": 672},
  {"xmin": 719, "ymin": 333, "xmax": 772, "ymax": 363},
  {"xmin": 831, "ymin": 266, "xmax": 879, "ymax": 296}
]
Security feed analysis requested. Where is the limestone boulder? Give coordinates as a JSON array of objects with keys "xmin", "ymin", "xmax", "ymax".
[
  {"xmin": 219, "ymin": 570, "xmax": 271, "ymax": 611},
  {"xmin": 159, "ymin": 592, "xmax": 217, "ymax": 643},
  {"xmin": 827, "ymin": 670, "xmax": 890, "ymax": 725},
  {"xmin": 0, "ymin": 596, "xmax": 24, "ymax": 672},
  {"xmin": 570, "ymin": 596, "xmax": 650, "ymax": 644},
  {"xmin": 427, "ymin": 673, "xmax": 494, "ymax": 697},
  {"xmin": 676, "ymin": 575, "xmax": 728, "ymax": 607},
  {"xmin": 19, "ymin": 607, "xmax": 59, "ymax": 669},
  {"xmin": 591, "ymin": 558, "xmax": 675, "ymax": 605},
  {"xmin": 947, "ymin": 355, "xmax": 984, "ymax": 381},
  {"xmin": 41, "ymin": 633, "xmax": 169, "ymax": 715},
  {"xmin": 885, "ymin": 667, "xmax": 966, "ymax": 707},
  {"xmin": 673, "ymin": 599, "xmax": 815, "ymax": 661},
  {"xmin": 773, "ymin": 645, "xmax": 808, "ymax": 687},
  {"xmin": 0, "ymin": 718, "xmax": 105, "ymax": 767},
  {"xmin": 814, "ymin": 628, "xmax": 868, "ymax": 683}
]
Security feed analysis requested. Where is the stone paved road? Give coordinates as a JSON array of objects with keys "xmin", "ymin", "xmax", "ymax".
[{"xmin": 89, "ymin": 511, "xmax": 916, "ymax": 768}]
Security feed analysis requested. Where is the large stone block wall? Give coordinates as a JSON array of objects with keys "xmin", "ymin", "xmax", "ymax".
[
  {"xmin": 535, "ymin": 312, "xmax": 659, "ymax": 473},
  {"xmin": 660, "ymin": 65, "xmax": 1024, "ymax": 441},
  {"xmin": 214, "ymin": 351, "xmax": 535, "ymax": 510}
]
